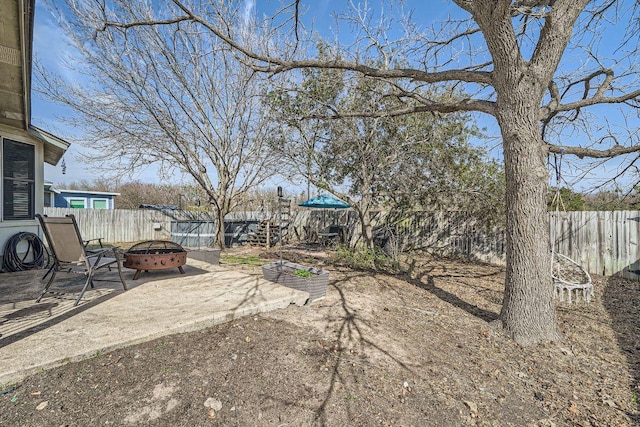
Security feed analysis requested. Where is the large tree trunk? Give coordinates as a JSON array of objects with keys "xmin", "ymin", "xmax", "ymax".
[
  {"xmin": 470, "ymin": 0, "xmax": 569, "ymax": 345},
  {"xmin": 498, "ymin": 110, "xmax": 561, "ymax": 344}
]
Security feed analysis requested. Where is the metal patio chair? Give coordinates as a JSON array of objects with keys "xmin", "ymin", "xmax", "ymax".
[{"xmin": 36, "ymin": 214, "xmax": 127, "ymax": 306}]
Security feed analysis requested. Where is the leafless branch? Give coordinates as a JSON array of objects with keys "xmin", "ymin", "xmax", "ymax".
[
  {"xmin": 547, "ymin": 141, "xmax": 640, "ymax": 159},
  {"xmin": 95, "ymin": 0, "xmax": 496, "ymax": 88}
]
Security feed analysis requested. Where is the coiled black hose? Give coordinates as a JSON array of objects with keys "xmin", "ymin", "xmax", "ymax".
[{"xmin": 2, "ymin": 232, "xmax": 49, "ymax": 272}]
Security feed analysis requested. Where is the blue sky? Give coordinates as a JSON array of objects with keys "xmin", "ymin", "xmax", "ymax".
[
  {"xmin": 33, "ymin": 0, "xmax": 638, "ymax": 193},
  {"xmin": 32, "ymin": 5, "xmax": 165, "ymax": 186}
]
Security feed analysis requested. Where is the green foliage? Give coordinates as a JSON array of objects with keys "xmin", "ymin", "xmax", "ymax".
[
  {"xmin": 319, "ymin": 79, "xmax": 498, "ymax": 209},
  {"xmin": 271, "ymin": 66, "xmax": 505, "ymax": 238},
  {"xmin": 221, "ymin": 255, "xmax": 264, "ymax": 266},
  {"xmin": 547, "ymin": 187, "xmax": 640, "ymax": 212},
  {"xmin": 345, "ymin": 392, "xmax": 359, "ymax": 401},
  {"xmin": 548, "ymin": 187, "xmax": 585, "ymax": 211},
  {"xmin": 582, "ymin": 188, "xmax": 640, "ymax": 211},
  {"xmin": 160, "ymin": 367, "xmax": 174, "ymax": 375},
  {"xmin": 294, "ymin": 269, "xmax": 314, "ymax": 278},
  {"xmin": 332, "ymin": 245, "xmax": 398, "ymax": 271}
]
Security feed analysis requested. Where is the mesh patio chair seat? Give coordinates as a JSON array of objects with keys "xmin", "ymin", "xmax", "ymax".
[{"xmin": 36, "ymin": 214, "xmax": 127, "ymax": 306}]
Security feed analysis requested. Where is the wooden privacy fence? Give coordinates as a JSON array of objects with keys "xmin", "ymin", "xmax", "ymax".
[
  {"xmin": 43, "ymin": 208, "xmax": 217, "ymax": 247},
  {"xmin": 43, "ymin": 208, "xmax": 173, "ymax": 243},
  {"xmin": 288, "ymin": 209, "xmax": 506, "ymax": 264},
  {"xmin": 43, "ymin": 208, "xmax": 640, "ymax": 279},
  {"xmin": 386, "ymin": 211, "xmax": 506, "ymax": 265},
  {"xmin": 376, "ymin": 210, "xmax": 640, "ymax": 280},
  {"xmin": 384, "ymin": 209, "xmax": 640, "ymax": 280},
  {"xmin": 550, "ymin": 210, "xmax": 640, "ymax": 280}
]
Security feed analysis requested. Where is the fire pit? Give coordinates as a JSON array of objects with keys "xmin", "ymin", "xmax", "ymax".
[{"xmin": 123, "ymin": 240, "xmax": 187, "ymax": 280}]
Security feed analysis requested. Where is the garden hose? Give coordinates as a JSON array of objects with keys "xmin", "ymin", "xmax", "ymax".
[{"xmin": 2, "ymin": 232, "xmax": 49, "ymax": 272}]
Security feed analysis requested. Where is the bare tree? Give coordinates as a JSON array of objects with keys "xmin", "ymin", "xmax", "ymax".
[
  {"xmin": 35, "ymin": 1, "xmax": 281, "ymax": 248},
  {"xmin": 80, "ymin": 0, "xmax": 640, "ymax": 344}
]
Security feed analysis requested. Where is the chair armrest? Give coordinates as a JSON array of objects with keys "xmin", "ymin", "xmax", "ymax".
[
  {"xmin": 83, "ymin": 237, "xmax": 105, "ymax": 248},
  {"xmin": 85, "ymin": 246, "xmax": 121, "ymax": 259}
]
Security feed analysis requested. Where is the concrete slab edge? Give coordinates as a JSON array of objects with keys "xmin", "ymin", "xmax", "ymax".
[{"xmin": 0, "ymin": 293, "xmax": 309, "ymax": 387}]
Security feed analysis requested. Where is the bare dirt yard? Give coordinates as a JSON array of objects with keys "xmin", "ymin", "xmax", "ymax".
[{"xmin": 0, "ymin": 246, "xmax": 638, "ymax": 426}]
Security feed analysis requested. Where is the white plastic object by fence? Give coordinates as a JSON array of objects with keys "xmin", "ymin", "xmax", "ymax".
[
  {"xmin": 549, "ymin": 151, "xmax": 594, "ymax": 303},
  {"xmin": 552, "ymin": 252, "xmax": 594, "ymax": 303}
]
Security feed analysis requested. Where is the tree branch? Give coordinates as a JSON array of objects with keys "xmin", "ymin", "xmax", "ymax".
[
  {"xmin": 308, "ymin": 98, "xmax": 495, "ymax": 119},
  {"xmin": 95, "ymin": 0, "xmax": 496, "ymax": 87},
  {"xmin": 551, "ymin": 89, "xmax": 640, "ymax": 114},
  {"xmin": 547, "ymin": 141, "xmax": 640, "ymax": 158}
]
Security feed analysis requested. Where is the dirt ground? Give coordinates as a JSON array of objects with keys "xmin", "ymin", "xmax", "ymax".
[{"xmin": 0, "ymin": 246, "xmax": 638, "ymax": 426}]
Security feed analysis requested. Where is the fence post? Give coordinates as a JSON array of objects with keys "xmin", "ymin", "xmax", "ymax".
[{"xmin": 266, "ymin": 221, "xmax": 270, "ymax": 247}]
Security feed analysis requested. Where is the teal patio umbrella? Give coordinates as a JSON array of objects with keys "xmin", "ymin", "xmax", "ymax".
[
  {"xmin": 298, "ymin": 194, "xmax": 351, "ymax": 209},
  {"xmin": 298, "ymin": 195, "xmax": 351, "ymax": 230}
]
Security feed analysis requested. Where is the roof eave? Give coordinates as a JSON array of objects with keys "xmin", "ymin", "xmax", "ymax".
[{"xmin": 28, "ymin": 125, "xmax": 70, "ymax": 165}]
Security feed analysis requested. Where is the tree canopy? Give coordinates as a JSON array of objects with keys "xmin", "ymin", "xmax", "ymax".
[{"xmin": 270, "ymin": 66, "xmax": 503, "ymax": 247}]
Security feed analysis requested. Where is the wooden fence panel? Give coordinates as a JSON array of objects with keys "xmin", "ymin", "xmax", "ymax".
[
  {"xmin": 42, "ymin": 208, "xmax": 640, "ymax": 280},
  {"xmin": 344, "ymin": 209, "xmax": 640, "ymax": 279},
  {"xmin": 550, "ymin": 210, "xmax": 640, "ymax": 280},
  {"xmin": 627, "ymin": 213, "xmax": 640, "ymax": 280},
  {"xmin": 43, "ymin": 208, "xmax": 172, "ymax": 243}
]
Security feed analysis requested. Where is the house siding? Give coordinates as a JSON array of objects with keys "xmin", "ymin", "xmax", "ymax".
[
  {"xmin": 0, "ymin": 0, "xmax": 69, "ymax": 268},
  {"xmin": 0, "ymin": 127, "xmax": 45, "ymax": 265},
  {"xmin": 53, "ymin": 191, "xmax": 117, "ymax": 209}
]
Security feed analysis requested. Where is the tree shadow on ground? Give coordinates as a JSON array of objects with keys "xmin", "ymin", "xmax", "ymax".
[
  {"xmin": 284, "ymin": 262, "xmax": 501, "ymax": 424},
  {"xmin": 262, "ymin": 250, "xmax": 504, "ymax": 424},
  {"xmin": 311, "ymin": 276, "xmax": 417, "ymax": 425},
  {"xmin": 281, "ymin": 246, "xmax": 503, "ymax": 314},
  {"xmin": 406, "ymin": 274, "xmax": 499, "ymax": 322},
  {"xmin": 0, "ymin": 291, "xmax": 122, "ymax": 348},
  {"xmin": 402, "ymin": 257, "xmax": 501, "ymax": 323},
  {"xmin": 262, "ymin": 269, "xmax": 418, "ymax": 426},
  {"xmin": 305, "ymin": 261, "xmax": 508, "ymax": 425},
  {"xmin": 602, "ymin": 275, "xmax": 640, "ymax": 423}
]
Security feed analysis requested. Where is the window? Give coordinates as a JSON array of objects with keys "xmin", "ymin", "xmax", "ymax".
[
  {"xmin": 92, "ymin": 199, "xmax": 108, "ymax": 209},
  {"xmin": 44, "ymin": 192, "xmax": 52, "ymax": 208},
  {"xmin": 2, "ymin": 139, "xmax": 35, "ymax": 220},
  {"xmin": 69, "ymin": 199, "xmax": 86, "ymax": 209}
]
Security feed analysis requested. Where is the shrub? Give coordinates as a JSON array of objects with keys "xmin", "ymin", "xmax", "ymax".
[{"xmin": 332, "ymin": 245, "xmax": 399, "ymax": 271}]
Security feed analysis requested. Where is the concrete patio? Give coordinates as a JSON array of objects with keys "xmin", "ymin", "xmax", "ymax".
[{"xmin": 0, "ymin": 258, "xmax": 309, "ymax": 386}]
